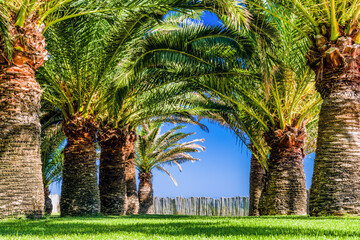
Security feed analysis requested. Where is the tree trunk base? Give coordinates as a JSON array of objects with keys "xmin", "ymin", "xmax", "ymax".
[
  {"xmin": 310, "ymin": 88, "xmax": 360, "ymax": 216},
  {"xmin": 125, "ymin": 138, "xmax": 139, "ymax": 215},
  {"xmin": 261, "ymin": 146, "xmax": 307, "ymax": 215},
  {"xmin": 99, "ymin": 126, "xmax": 129, "ymax": 215},
  {"xmin": 249, "ymin": 152, "xmax": 265, "ymax": 216},
  {"xmin": 60, "ymin": 118, "xmax": 99, "ymax": 216},
  {"xmin": 138, "ymin": 172, "xmax": 154, "ymax": 214},
  {"xmin": 0, "ymin": 65, "xmax": 44, "ymax": 219}
]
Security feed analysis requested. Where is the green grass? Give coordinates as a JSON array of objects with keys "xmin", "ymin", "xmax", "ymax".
[{"xmin": 0, "ymin": 215, "xmax": 359, "ymax": 239}]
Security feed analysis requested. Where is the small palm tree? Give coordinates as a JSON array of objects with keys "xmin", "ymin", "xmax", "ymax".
[
  {"xmin": 41, "ymin": 126, "xmax": 65, "ymax": 215},
  {"xmin": 135, "ymin": 123, "xmax": 205, "ymax": 214}
]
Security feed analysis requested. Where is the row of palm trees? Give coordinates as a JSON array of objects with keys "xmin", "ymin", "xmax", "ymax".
[
  {"xmin": 1, "ymin": 0, "xmax": 360, "ymax": 218},
  {"xmin": 0, "ymin": 0, "xmax": 245, "ymax": 218}
]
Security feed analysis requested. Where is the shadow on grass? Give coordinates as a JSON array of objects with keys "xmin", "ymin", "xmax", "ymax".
[{"xmin": 0, "ymin": 215, "xmax": 359, "ymax": 238}]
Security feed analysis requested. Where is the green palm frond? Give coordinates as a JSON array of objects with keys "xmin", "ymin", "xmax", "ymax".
[
  {"xmin": 133, "ymin": 20, "xmax": 253, "ymax": 76},
  {"xmin": 247, "ymin": 0, "xmax": 360, "ymax": 42},
  {"xmin": 41, "ymin": 125, "xmax": 66, "ymax": 189},
  {"xmin": 0, "ymin": 3, "xmax": 12, "ymax": 60}
]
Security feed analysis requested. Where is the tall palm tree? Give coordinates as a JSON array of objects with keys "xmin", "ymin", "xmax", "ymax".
[
  {"xmin": 135, "ymin": 123, "xmax": 205, "ymax": 214},
  {"xmin": 246, "ymin": 0, "xmax": 360, "ymax": 216},
  {"xmin": 0, "ymin": 0, "xmax": 93, "ymax": 219},
  {"xmin": 99, "ymin": 74, "xmax": 231, "ymax": 215}
]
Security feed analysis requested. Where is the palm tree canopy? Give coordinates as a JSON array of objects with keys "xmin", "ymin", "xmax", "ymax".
[
  {"xmin": 247, "ymin": 0, "xmax": 360, "ymax": 42},
  {"xmin": 135, "ymin": 123, "xmax": 205, "ymax": 186},
  {"xmin": 98, "ymin": 14, "xmax": 250, "ymax": 131},
  {"xmin": 0, "ymin": 0, "xmax": 250, "ymax": 60},
  {"xmin": 37, "ymin": 1, "xmax": 252, "ymax": 127}
]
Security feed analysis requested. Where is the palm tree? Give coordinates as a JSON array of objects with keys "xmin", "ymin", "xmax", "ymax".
[
  {"xmin": 135, "ymin": 123, "xmax": 205, "ymax": 214},
  {"xmin": 99, "ymin": 75, "xmax": 231, "ymax": 215},
  {"xmin": 246, "ymin": 0, "xmax": 360, "ymax": 216},
  {"xmin": 0, "ymin": 0, "xmax": 90, "ymax": 219},
  {"xmin": 132, "ymin": 11, "xmax": 288, "ymax": 216}
]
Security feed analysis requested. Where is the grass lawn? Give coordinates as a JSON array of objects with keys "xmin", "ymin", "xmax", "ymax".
[{"xmin": 0, "ymin": 215, "xmax": 359, "ymax": 240}]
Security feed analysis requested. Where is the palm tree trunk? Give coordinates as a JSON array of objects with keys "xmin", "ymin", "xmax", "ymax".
[
  {"xmin": 262, "ymin": 126, "xmax": 307, "ymax": 215},
  {"xmin": 138, "ymin": 172, "xmax": 154, "ymax": 214},
  {"xmin": 310, "ymin": 93, "xmax": 360, "ymax": 215},
  {"xmin": 99, "ymin": 126, "xmax": 127, "ymax": 215},
  {"xmin": 125, "ymin": 130, "xmax": 139, "ymax": 215},
  {"xmin": 249, "ymin": 151, "xmax": 265, "ymax": 216},
  {"xmin": 310, "ymin": 74, "xmax": 360, "ymax": 216},
  {"xmin": 0, "ymin": 19, "xmax": 46, "ymax": 219},
  {"xmin": 0, "ymin": 65, "xmax": 44, "ymax": 219},
  {"xmin": 44, "ymin": 187, "xmax": 53, "ymax": 215},
  {"xmin": 308, "ymin": 37, "xmax": 360, "ymax": 216},
  {"xmin": 60, "ymin": 116, "xmax": 99, "ymax": 216},
  {"xmin": 262, "ymin": 146, "xmax": 307, "ymax": 215}
]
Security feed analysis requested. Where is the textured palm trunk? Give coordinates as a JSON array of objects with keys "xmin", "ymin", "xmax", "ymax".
[
  {"xmin": 249, "ymin": 151, "xmax": 265, "ymax": 216},
  {"xmin": 261, "ymin": 125, "xmax": 307, "ymax": 215},
  {"xmin": 60, "ymin": 116, "xmax": 99, "ymax": 216},
  {"xmin": 0, "ymin": 17, "xmax": 46, "ymax": 218},
  {"xmin": 308, "ymin": 36, "xmax": 360, "ymax": 216},
  {"xmin": 125, "ymin": 130, "xmax": 139, "ymax": 215},
  {"xmin": 44, "ymin": 187, "xmax": 52, "ymax": 215},
  {"xmin": 99, "ymin": 126, "xmax": 127, "ymax": 215},
  {"xmin": 138, "ymin": 172, "xmax": 154, "ymax": 214}
]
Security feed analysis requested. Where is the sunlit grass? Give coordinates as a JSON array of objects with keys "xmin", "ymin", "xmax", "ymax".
[{"xmin": 0, "ymin": 215, "xmax": 359, "ymax": 239}]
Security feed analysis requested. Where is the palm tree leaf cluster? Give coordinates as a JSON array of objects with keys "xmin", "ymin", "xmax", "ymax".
[{"xmin": 135, "ymin": 123, "xmax": 205, "ymax": 181}]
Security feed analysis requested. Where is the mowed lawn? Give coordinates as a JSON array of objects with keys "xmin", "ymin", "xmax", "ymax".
[{"xmin": 0, "ymin": 215, "xmax": 359, "ymax": 240}]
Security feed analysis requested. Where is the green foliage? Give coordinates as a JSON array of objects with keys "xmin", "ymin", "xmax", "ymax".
[
  {"xmin": 247, "ymin": 0, "xmax": 360, "ymax": 41},
  {"xmin": 99, "ymin": 15, "xmax": 248, "ymax": 131},
  {"xmin": 0, "ymin": 3, "xmax": 11, "ymax": 60},
  {"xmin": 41, "ymin": 126, "xmax": 65, "ymax": 189},
  {"xmin": 181, "ymin": 8, "xmax": 323, "ymax": 168},
  {"xmin": 38, "ymin": 4, "xmax": 247, "ymax": 132},
  {"xmin": 0, "ymin": 215, "xmax": 359, "ymax": 239},
  {"xmin": 135, "ymin": 123, "xmax": 205, "ymax": 185}
]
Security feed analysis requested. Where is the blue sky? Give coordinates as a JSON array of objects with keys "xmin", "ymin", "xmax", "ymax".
[{"xmin": 49, "ymin": 11, "xmax": 316, "ymax": 198}]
